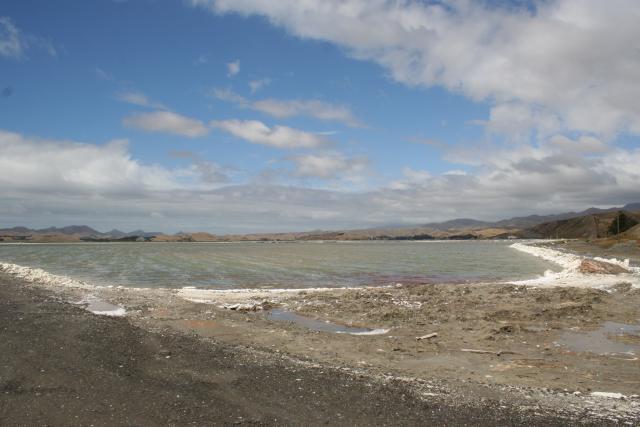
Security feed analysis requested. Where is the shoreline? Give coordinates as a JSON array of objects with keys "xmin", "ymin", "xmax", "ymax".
[
  {"xmin": 3, "ymin": 240, "xmax": 638, "ymax": 300},
  {"xmin": 1, "ymin": 240, "xmax": 640, "ymax": 423}
]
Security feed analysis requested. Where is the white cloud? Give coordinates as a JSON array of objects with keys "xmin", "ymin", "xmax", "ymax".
[
  {"xmin": 253, "ymin": 99, "xmax": 363, "ymax": 128},
  {"xmin": 546, "ymin": 135, "xmax": 608, "ymax": 154},
  {"xmin": 193, "ymin": 0, "xmax": 640, "ymax": 138},
  {"xmin": 195, "ymin": 53, "xmax": 210, "ymax": 64},
  {"xmin": 212, "ymin": 88, "xmax": 247, "ymax": 105},
  {"xmin": 123, "ymin": 111, "xmax": 209, "ymax": 137},
  {"xmin": 116, "ymin": 91, "xmax": 167, "ymax": 110},
  {"xmin": 94, "ymin": 67, "xmax": 114, "ymax": 81},
  {"xmin": 226, "ymin": 59, "xmax": 240, "ymax": 77},
  {"xmin": 486, "ymin": 102, "xmax": 562, "ymax": 140},
  {"xmin": 0, "ymin": 16, "xmax": 56, "ymax": 59},
  {"xmin": 0, "ymin": 130, "xmax": 227, "ymax": 197},
  {"xmin": 388, "ymin": 168, "xmax": 431, "ymax": 190},
  {"xmin": 211, "ymin": 88, "xmax": 363, "ymax": 128},
  {"xmin": 0, "ymin": 130, "xmax": 182, "ymax": 195},
  {"xmin": 290, "ymin": 153, "xmax": 368, "ymax": 179},
  {"xmin": 0, "ymin": 17, "xmax": 24, "ymax": 58},
  {"xmin": 0, "ymin": 130, "xmax": 231, "ymax": 228},
  {"xmin": 249, "ymin": 78, "xmax": 271, "ymax": 93},
  {"xmin": 388, "ymin": 133, "xmax": 639, "ymax": 213},
  {"xmin": 212, "ymin": 119, "xmax": 331, "ymax": 149}
]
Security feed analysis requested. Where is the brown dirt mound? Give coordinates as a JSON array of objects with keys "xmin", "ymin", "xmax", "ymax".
[{"xmin": 578, "ymin": 259, "xmax": 628, "ymax": 274}]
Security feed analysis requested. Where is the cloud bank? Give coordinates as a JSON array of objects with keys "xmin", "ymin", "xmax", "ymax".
[{"xmin": 1, "ymin": 129, "xmax": 639, "ymax": 233}]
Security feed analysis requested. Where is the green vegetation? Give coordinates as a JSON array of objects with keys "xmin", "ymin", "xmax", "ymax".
[{"xmin": 608, "ymin": 212, "xmax": 639, "ymax": 235}]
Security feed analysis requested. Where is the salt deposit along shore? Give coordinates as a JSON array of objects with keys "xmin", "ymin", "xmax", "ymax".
[{"xmin": 1, "ymin": 240, "xmax": 640, "ymax": 424}]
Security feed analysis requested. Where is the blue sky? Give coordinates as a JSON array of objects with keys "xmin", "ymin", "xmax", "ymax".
[{"xmin": 1, "ymin": 0, "xmax": 639, "ymax": 233}]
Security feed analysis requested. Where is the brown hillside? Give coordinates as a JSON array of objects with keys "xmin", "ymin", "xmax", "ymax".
[
  {"xmin": 522, "ymin": 211, "xmax": 640, "ymax": 239},
  {"xmin": 621, "ymin": 223, "xmax": 640, "ymax": 239}
]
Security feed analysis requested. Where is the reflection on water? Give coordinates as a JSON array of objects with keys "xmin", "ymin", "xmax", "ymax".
[
  {"xmin": 74, "ymin": 295, "xmax": 126, "ymax": 317},
  {"xmin": 267, "ymin": 309, "xmax": 374, "ymax": 334},
  {"xmin": 0, "ymin": 241, "xmax": 558, "ymax": 289}
]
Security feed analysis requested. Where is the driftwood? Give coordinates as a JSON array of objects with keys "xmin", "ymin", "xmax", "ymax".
[
  {"xmin": 416, "ymin": 333, "xmax": 438, "ymax": 341},
  {"xmin": 460, "ymin": 348, "xmax": 521, "ymax": 356}
]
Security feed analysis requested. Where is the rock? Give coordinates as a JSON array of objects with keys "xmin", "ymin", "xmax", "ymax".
[{"xmin": 578, "ymin": 259, "xmax": 628, "ymax": 275}]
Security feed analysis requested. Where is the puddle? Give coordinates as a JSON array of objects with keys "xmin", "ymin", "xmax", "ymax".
[
  {"xmin": 75, "ymin": 295, "xmax": 126, "ymax": 317},
  {"xmin": 556, "ymin": 321, "xmax": 640, "ymax": 357},
  {"xmin": 267, "ymin": 309, "xmax": 388, "ymax": 335}
]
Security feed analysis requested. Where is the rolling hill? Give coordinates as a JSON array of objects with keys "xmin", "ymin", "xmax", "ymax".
[
  {"xmin": 1, "ymin": 202, "xmax": 639, "ymax": 242},
  {"xmin": 518, "ymin": 210, "xmax": 640, "ymax": 239}
]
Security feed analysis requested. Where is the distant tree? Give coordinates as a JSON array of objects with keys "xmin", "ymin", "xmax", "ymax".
[{"xmin": 607, "ymin": 211, "xmax": 639, "ymax": 235}]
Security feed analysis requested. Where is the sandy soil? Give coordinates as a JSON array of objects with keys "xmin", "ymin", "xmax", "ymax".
[{"xmin": 2, "ymin": 240, "xmax": 640, "ymax": 424}]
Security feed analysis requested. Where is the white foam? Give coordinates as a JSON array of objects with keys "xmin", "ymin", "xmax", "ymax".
[
  {"xmin": 0, "ymin": 262, "xmax": 93, "ymax": 289},
  {"xmin": 0, "ymin": 263, "xmax": 127, "ymax": 316},
  {"xmin": 510, "ymin": 242, "xmax": 640, "ymax": 289},
  {"xmin": 175, "ymin": 284, "xmax": 393, "ymax": 305}
]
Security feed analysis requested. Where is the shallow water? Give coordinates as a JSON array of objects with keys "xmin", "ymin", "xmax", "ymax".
[
  {"xmin": 0, "ymin": 241, "xmax": 558, "ymax": 289},
  {"xmin": 75, "ymin": 295, "xmax": 126, "ymax": 317},
  {"xmin": 556, "ymin": 321, "xmax": 640, "ymax": 357}
]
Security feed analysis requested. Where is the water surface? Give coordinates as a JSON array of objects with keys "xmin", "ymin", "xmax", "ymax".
[
  {"xmin": 557, "ymin": 322, "xmax": 640, "ymax": 356},
  {"xmin": 0, "ymin": 241, "xmax": 557, "ymax": 289}
]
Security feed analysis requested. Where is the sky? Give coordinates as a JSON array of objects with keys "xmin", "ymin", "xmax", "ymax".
[{"xmin": 1, "ymin": 0, "xmax": 639, "ymax": 233}]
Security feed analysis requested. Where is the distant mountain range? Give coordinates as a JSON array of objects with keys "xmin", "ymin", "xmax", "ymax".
[
  {"xmin": 1, "ymin": 202, "xmax": 639, "ymax": 242},
  {"xmin": 0, "ymin": 225, "xmax": 162, "ymax": 239},
  {"xmin": 422, "ymin": 202, "xmax": 640, "ymax": 231}
]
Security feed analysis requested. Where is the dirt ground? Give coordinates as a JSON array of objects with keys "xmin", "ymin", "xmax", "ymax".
[
  {"xmin": 1, "ymin": 276, "xmax": 589, "ymax": 426},
  {"xmin": 2, "ymin": 240, "xmax": 640, "ymax": 424}
]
